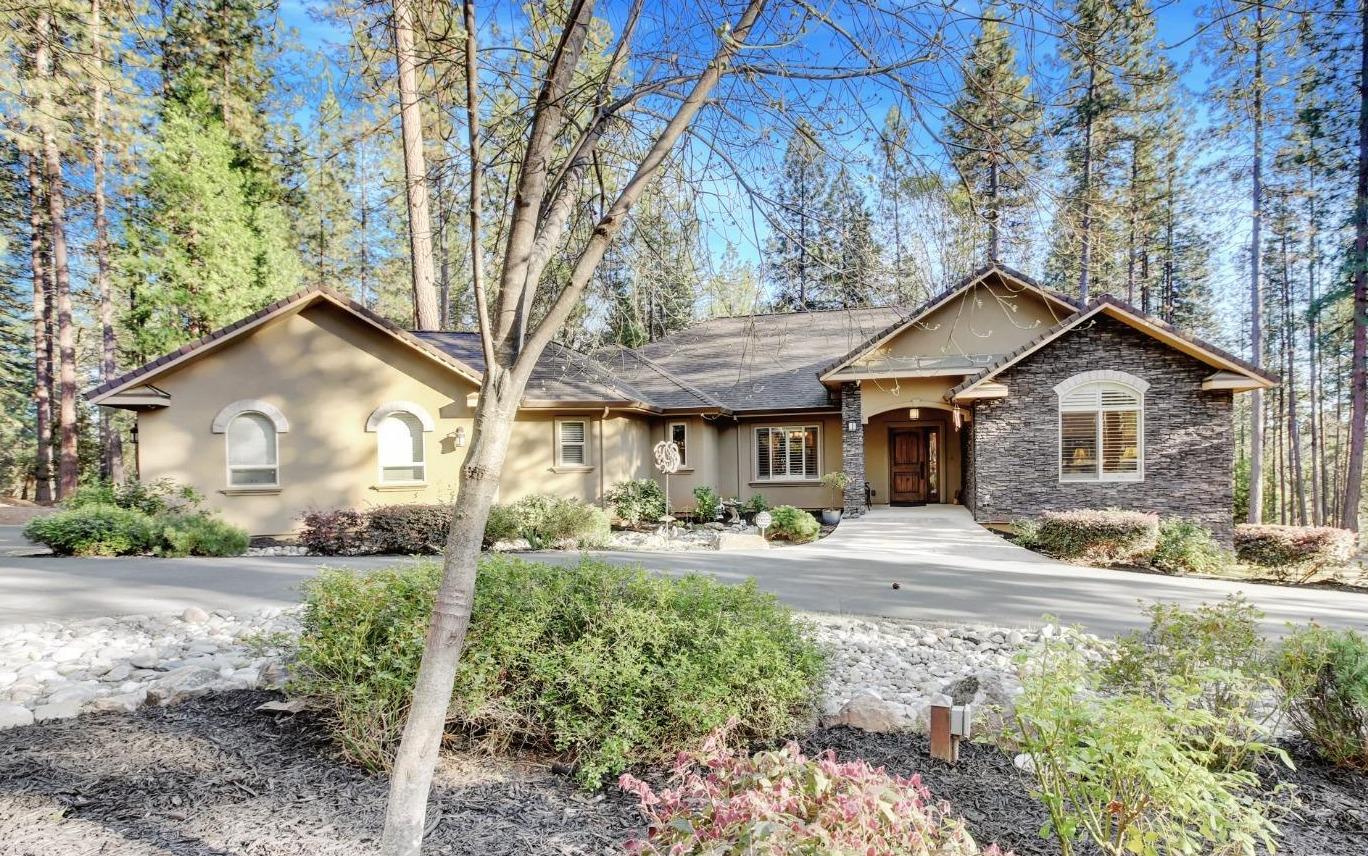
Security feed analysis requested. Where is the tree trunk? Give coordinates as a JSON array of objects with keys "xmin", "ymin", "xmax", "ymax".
[
  {"xmin": 1078, "ymin": 67, "xmax": 1095, "ymax": 303},
  {"xmin": 36, "ymin": 10, "xmax": 79, "ymax": 498},
  {"xmin": 1127, "ymin": 141, "xmax": 1138, "ymax": 306},
  {"xmin": 393, "ymin": 0, "xmax": 441, "ymax": 330},
  {"xmin": 26, "ymin": 155, "xmax": 54, "ymax": 504},
  {"xmin": 1248, "ymin": 9, "xmax": 1266, "ymax": 525},
  {"xmin": 1308, "ymin": 166, "xmax": 1325, "ymax": 525},
  {"xmin": 1280, "ymin": 231, "xmax": 1306, "ymax": 524},
  {"xmin": 91, "ymin": 0, "xmax": 123, "ymax": 483},
  {"xmin": 987, "ymin": 158, "xmax": 1000, "ymax": 262},
  {"xmin": 1343, "ymin": 0, "xmax": 1368, "ymax": 530}
]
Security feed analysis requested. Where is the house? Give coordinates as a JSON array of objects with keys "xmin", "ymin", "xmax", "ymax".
[{"xmin": 87, "ymin": 265, "xmax": 1275, "ymax": 540}]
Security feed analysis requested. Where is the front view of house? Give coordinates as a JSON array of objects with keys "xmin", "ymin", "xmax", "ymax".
[{"xmin": 88, "ymin": 265, "xmax": 1275, "ymax": 540}]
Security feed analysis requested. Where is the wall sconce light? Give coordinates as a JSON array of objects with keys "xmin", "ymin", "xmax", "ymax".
[
  {"xmin": 908, "ymin": 408, "xmax": 920, "ymax": 420},
  {"xmin": 130, "ymin": 423, "xmax": 139, "ymax": 445},
  {"xmin": 845, "ymin": 420, "xmax": 859, "ymax": 432},
  {"xmin": 453, "ymin": 427, "xmax": 466, "ymax": 447}
]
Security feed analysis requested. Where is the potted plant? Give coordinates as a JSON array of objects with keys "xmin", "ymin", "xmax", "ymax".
[{"xmin": 820, "ymin": 471, "xmax": 849, "ymax": 525}]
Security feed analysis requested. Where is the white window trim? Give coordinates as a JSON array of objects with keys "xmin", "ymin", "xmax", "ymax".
[
  {"xmin": 753, "ymin": 424, "xmax": 822, "ymax": 483},
  {"xmin": 366, "ymin": 402, "xmax": 434, "ymax": 486},
  {"xmin": 211, "ymin": 399, "xmax": 289, "ymax": 434},
  {"xmin": 555, "ymin": 418, "xmax": 591, "ymax": 470},
  {"xmin": 223, "ymin": 411, "xmax": 281, "ymax": 489},
  {"xmin": 668, "ymin": 421, "xmax": 688, "ymax": 468},
  {"xmin": 1056, "ymin": 371, "xmax": 1146, "ymax": 484}
]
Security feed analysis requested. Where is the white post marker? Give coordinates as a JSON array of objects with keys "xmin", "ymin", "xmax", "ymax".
[{"xmin": 754, "ymin": 509, "xmax": 772, "ymax": 539}]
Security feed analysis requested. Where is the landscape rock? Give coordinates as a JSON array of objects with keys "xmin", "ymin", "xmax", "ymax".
[
  {"xmin": 181, "ymin": 607, "xmax": 210, "ymax": 624},
  {"xmin": 33, "ymin": 700, "xmax": 82, "ymax": 722},
  {"xmin": 716, "ymin": 532, "xmax": 769, "ymax": 551},
  {"xmin": 0, "ymin": 702, "xmax": 34, "ymax": 728}
]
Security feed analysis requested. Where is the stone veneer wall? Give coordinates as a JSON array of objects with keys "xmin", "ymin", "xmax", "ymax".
[
  {"xmin": 969, "ymin": 315, "xmax": 1236, "ymax": 542},
  {"xmin": 840, "ymin": 382, "xmax": 866, "ymax": 515}
]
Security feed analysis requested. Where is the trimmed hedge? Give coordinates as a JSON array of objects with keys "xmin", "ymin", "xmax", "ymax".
[
  {"xmin": 603, "ymin": 479, "xmax": 666, "ymax": 526},
  {"xmin": 292, "ymin": 556, "xmax": 824, "ymax": 787},
  {"xmin": 767, "ymin": 504, "xmax": 820, "ymax": 543},
  {"xmin": 1034, "ymin": 508, "xmax": 1160, "ymax": 565},
  {"xmin": 1234, "ymin": 524, "xmax": 1355, "ymax": 582},
  {"xmin": 367, "ymin": 504, "xmax": 452, "ymax": 554},
  {"xmin": 154, "ymin": 512, "xmax": 250, "ymax": 557},
  {"xmin": 24, "ymin": 504, "xmax": 246, "ymax": 557},
  {"xmin": 299, "ymin": 509, "xmax": 369, "ymax": 556}
]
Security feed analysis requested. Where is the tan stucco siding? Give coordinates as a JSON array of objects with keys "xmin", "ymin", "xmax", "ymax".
[
  {"xmin": 863, "ymin": 408, "xmax": 963, "ymax": 505},
  {"xmin": 715, "ymin": 415, "xmax": 844, "ymax": 510},
  {"xmin": 136, "ymin": 304, "xmax": 478, "ymax": 535},
  {"xmin": 498, "ymin": 412, "xmax": 652, "ymax": 505},
  {"xmin": 648, "ymin": 417, "xmax": 721, "ymax": 511},
  {"xmin": 859, "ymin": 281, "xmax": 1068, "ymax": 362},
  {"xmin": 859, "ymin": 377, "xmax": 963, "ymax": 421}
]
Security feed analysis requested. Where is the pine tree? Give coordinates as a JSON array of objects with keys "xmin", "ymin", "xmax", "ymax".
[
  {"xmin": 943, "ymin": 4, "xmax": 1042, "ymax": 265},
  {"xmin": 824, "ymin": 167, "xmax": 880, "ymax": 307},
  {"xmin": 765, "ymin": 119, "xmax": 836, "ymax": 311}
]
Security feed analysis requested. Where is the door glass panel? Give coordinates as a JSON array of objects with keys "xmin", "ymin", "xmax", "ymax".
[{"xmin": 927, "ymin": 430, "xmax": 938, "ymax": 498}]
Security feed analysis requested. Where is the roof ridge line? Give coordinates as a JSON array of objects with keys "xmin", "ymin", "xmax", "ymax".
[{"xmin": 608, "ymin": 345, "xmax": 728, "ymax": 410}]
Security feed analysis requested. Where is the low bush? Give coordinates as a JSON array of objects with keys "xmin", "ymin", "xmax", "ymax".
[
  {"xmin": 24, "ymin": 504, "xmax": 158, "ymax": 556},
  {"xmin": 604, "ymin": 478, "xmax": 666, "ymax": 526},
  {"xmin": 154, "ymin": 512, "xmax": 249, "ymax": 557},
  {"xmin": 482, "ymin": 504, "xmax": 520, "ymax": 546},
  {"xmin": 299, "ymin": 509, "xmax": 369, "ymax": 556},
  {"xmin": 742, "ymin": 493, "xmax": 769, "ymax": 515},
  {"xmin": 64, "ymin": 477, "xmax": 202, "ymax": 515},
  {"xmin": 1234, "ymin": 524, "xmax": 1356, "ymax": 582},
  {"xmin": 1009, "ymin": 633, "xmax": 1280, "ymax": 856},
  {"xmin": 509, "ymin": 494, "xmax": 610, "ymax": 549},
  {"xmin": 291, "ymin": 556, "xmax": 824, "ymax": 787},
  {"xmin": 767, "ymin": 504, "xmax": 820, "ymax": 543},
  {"xmin": 691, "ymin": 485, "xmax": 720, "ymax": 522},
  {"xmin": 367, "ymin": 504, "xmax": 451, "ymax": 554},
  {"xmin": 1151, "ymin": 518, "xmax": 1227, "ymax": 575},
  {"xmin": 1274, "ymin": 624, "xmax": 1368, "ymax": 769},
  {"xmin": 1102, "ymin": 596, "xmax": 1279, "ymax": 770},
  {"xmin": 620, "ymin": 727, "xmax": 995, "ymax": 855},
  {"xmin": 1034, "ymin": 508, "xmax": 1159, "ymax": 566}
]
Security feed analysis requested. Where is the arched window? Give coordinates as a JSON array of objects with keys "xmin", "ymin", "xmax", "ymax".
[
  {"xmin": 226, "ymin": 412, "xmax": 279, "ymax": 486},
  {"xmin": 367, "ymin": 401, "xmax": 434, "ymax": 484},
  {"xmin": 1056, "ymin": 371, "xmax": 1146, "ymax": 482}
]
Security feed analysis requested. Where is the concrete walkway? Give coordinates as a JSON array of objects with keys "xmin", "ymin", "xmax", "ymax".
[{"xmin": 0, "ymin": 506, "xmax": 1365, "ymax": 637}]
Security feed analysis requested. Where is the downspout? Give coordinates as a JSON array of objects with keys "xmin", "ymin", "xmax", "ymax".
[{"xmin": 598, "ymin": 406, "xmax": 608, "ymax": 505}]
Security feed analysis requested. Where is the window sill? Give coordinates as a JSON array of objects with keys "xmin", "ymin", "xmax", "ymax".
[
  {"xmin": 219, "ymin": 487, "xmax": 282, "ymax": 496},
  {"xmin": 1059, "ymin": 476, "xmax": 1144, "ymax": 484},
  {"xmin": 371, "ymin": 483, "xmax": 428, "ymax": 492},
  {"xmin": 748, "ymin": 480, "xmax": 820, "ymax": 487},
  {"xmin": 551, "ymin": 465, "xmax": 594, "ymax": 474},
  {"xmin": 672, "ymin": 466, "xmax": 695, "ymax": 474}
]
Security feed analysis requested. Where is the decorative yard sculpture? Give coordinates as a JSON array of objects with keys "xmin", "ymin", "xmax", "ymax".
[{"xmin": 653, "ymin": 440, "xmax": 681, "ymax": 536}]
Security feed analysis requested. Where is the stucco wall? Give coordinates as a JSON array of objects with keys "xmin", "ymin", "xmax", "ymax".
[
  {"xmin": 863, "ymin": 408, "xmax": 963, "ymax": 506},
  {"xmin": 712, "ymin": 415, "xmax": 845, "ymax": 510},
  {"xmin": 968, "ymin": 315, "xmax": 1236, "ymax": 541}
]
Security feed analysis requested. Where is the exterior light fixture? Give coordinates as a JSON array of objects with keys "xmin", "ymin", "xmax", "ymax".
[
  {"xmin": 453, "ymin": 427, "xmax": 466, "ymax": 447},
  {"xmin": 908, "ymin": 408, "xmax": 920, "ymax": 419},
  {"xmin": 845, "ymin": 420, "xmax": 859, "ymax": 432}
]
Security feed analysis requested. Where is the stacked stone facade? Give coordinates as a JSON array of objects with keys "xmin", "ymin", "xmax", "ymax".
[
  {"xmin": 840, "ymin": 382, "xmax": 866, "ymax": 515},
  {"xmin": 967, "ymin": 315, "xmax": 1236, "ymax": 542}
]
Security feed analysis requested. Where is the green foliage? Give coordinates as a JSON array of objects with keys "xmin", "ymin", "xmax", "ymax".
[
  {"xmin": 1009, "ymin": 631, "xmax": 1280, "ymax": 856},
  {"xmin": 292, "ymin": 557, "xmax": 824, "ymax": 787},
  {"xmin": 507, "ymin": 494, "xmax": 611, "ymax": 549},
  {"xmin": 65, "ymin": 478, "xmax": 202, "ymax": 516},
  {"xmin": 742, "ymin": 493, "xmax": 770, "ymax": 515},
  {"xmin": 604, "ymin": 478, "xmax": 667, "ymax": 525},
  {"xmin": 1102, "ymin": 597, "xmax": 1280, "ymax": 770},
  {"xmin": 482, "ymin": 504, "xmax": 521, "ymax": 546},
  {"xmin": 1151, "ymin": 518, "xmax": 1228, "ymax": 575},
  {"xmin": 153, "ymin": 512, "xmax": 249, "ymax": 557},
  {"xmin": 820, "ymin": 471, "xmax": 849, "ymax": 508},
  {"xmin": 691, "ymin": 485, "xmax": 720, "ymax": 521},
  {"xmin": 1234, "ymin": 524, "xmax": 1356, "ymax": 582},
  {"xmin": 24, "ymin": 505, "xmax": 157, "ymax": 556},
  {"xmin": 1034, "ymin": 509, "xmax": 1160, "ymax": 565},
  {"xmin": 366, "ymin": 504, "xmax": 452, "ymax": 554},
  {"xmin": 767, "ymin": 505, "xmax": 821, "ymax": 543},
  {"xmin": 1275, "ymin": 624, "xmax": 1368, "ymax": 769},
  {"xmin": 298, "ymin": 509, "xmax": 369, "ymax": 556}
]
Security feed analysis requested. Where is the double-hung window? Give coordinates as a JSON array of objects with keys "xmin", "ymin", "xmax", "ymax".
[
  {"xmin": 227, "ymin": 412, "xmax": 279, "ymax": 486},
  {"xmin": 1059, "ymin": 378, "xmax": 1143, "ymax": 482},
  {"xmin": 378, "ymin": 412, "xmax": 426, "ymax": 483},
  {"xmin": 754, "ymin": 425, "xmax": 819, "ymax": 481},
  {"xmin": 557, "ymin": 419, "xmax": 588, "ymax": 467}
]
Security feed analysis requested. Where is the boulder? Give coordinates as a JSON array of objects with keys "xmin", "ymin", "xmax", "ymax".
[
  {"xmin": 87, "ymin": 689, "xmax": 147, "ymax": 714},
  {"xmin": 0, "ymin": 702, "xmax": 34, "ymax": 729},
  {"xmin": 181, "ymin": 607, "xmax": 210, "ymax": 624},
  {"xmin": 33, "ymin": 700, "xmax": 82, "ymax": 722},
  {"xmin": 716, "ymin": 532, "xmax": 768, "ymax": 551},
  {"xmin": 821, "ymin": 690, "xmax": 919, "ymax": 733},
  {"xmin": 145, "ymin": 666, "xmax": 230, "ymax": 705}
]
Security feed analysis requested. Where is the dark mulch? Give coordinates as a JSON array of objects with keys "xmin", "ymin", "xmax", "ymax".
[
  {"xmin": 0, "ymin": 690, "xmax": 639, "ymax": 855},
  {"xmin": 803, "ymin": 727, "xmax": 1368, "ymax": 856},
  {"xmin": 1, "ymin": 692, "xmax": 1364, "ymax": 856}
]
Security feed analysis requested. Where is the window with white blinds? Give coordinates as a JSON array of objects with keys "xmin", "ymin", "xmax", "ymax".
[
  {"xmin": 1058, "ymin": 380, "xmax": 1142, "ymax": 482},
  {"xmin": 557, "ymin": 419, "xmax": 588, "ymax": 467},
  {"xmin": 227, "ymin": 412, "xmax": 279, "ymax": 486},
  {"xmin": 754, "ymin": 426, "xmax": 820, "ymax": 481}
]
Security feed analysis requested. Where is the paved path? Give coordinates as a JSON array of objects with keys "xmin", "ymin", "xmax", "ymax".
[{"xmin": 1, "ymin": 506, "xmax": 1365, "ymax": 637}]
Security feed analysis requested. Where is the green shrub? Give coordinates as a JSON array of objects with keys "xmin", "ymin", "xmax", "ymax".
[
  {"xmin": 299, "ymin": 509, "xmax": 369, "ymax": 555},
  {"xmin": 482, "ymin": 504, "xmax": 521, "ymax": 547},
  {"xmin": 820, "ymin": 470, "xmax": 849, "ymax": 509},
  {"xmin": 691, "ymin": 485, "xmax": 720, "ymax": 522},
  {"xmin": 742, "ymin": 493, "xmax": 769, "ymax": 515},
  {"xmin": 25, "ymin": 505, "xmax": 158, "ymax": 556},
  {"xmin": 1275, "ymin": 624, "xmax": 1368, "ymax": 769},
  {"xmin": 1009, "ymin": 518, "xmax": 1043, "ymax": 550},
  {"xmin": 153, "ymin": 512, "xmax": 249, "ymax": 557},
  {"xmin": 508, "ymin": 494, "xmax": 610, "ymax": 549},
  {"xmin": 1234, "ymin": 524, "xmax": 1356, "ymax": 582},
  {"xmin": 65, "ymin": 477, "xmax": 202, "ymax": 515},
  {"xmin": 367, "ymin": 504, "xmax": 451, "ymax": 554},
  {"xmin": 767, "ymin": 505, "xmax": 820, "ymax": 543},
  {"xmin": 604, "ymin": 478, "xmax": 666, "ymax": 526},
  {"xmin": 1151, "ymin": 518, "xmax": 1227, "ymax": 575},
  {"xmin": 1102, "ymin": 596, "xmax": 1279, "ymax": 770},
  {"xmin": 1009, "ymin": 633, "xmax": 1280, "ymax": 856},
  {"xmin": 1034, "ymin": 508, "xmax": 1160, "ymax": 565},
  {"xmin": 292, "ymin": 557, "xmax": 824, "ymax": 787}
]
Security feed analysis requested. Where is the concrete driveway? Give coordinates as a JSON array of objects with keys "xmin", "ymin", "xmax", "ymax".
[{"xmin": 1, "ymin": 506, "xmax": 1365, "ymax": 637}]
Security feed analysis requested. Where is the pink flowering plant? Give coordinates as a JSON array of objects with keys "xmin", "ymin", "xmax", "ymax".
[{"xmin": 619, "ymin": 724, "xmax": 1004, "ymax": 855}]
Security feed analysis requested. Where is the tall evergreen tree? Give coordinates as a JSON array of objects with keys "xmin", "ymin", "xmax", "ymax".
[
  {"xmin": 824, "ymin": 167, "xmax": 880, "ymax": 307},
  {"xmin": 944, "ymin": 4, "xmax": 1042, "ymax": 265},
  {"xmin": 765, "ymin": 119, "xmax": 836, "ymax": 311}
]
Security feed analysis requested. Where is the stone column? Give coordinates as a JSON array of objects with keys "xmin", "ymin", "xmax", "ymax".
[{"xmin": 840, "ymin": 381, "xmax": 866, "ymax": 516}]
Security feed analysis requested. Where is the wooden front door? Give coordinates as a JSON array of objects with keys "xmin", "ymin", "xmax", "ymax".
[{"xmin": 890, "ymin": 428, "xmax": 932, "ymax": 504}]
